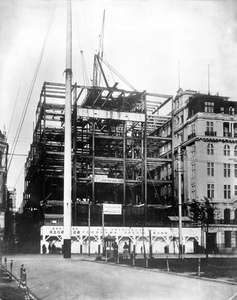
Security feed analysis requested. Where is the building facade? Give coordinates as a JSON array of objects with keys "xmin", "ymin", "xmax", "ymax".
[
  {"xmin": 173, "ymin": 89, "xmax": 237, "ymax": 253},
  {"xmin": 0, "ymin": 129, "xmax": 8, "ymax": 250}
]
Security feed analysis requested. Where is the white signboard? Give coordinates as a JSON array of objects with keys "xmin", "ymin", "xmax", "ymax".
[
  {"xmin": 103, "ymin": 204, "xmax": 122, "ymax": 215},
  {"xmin": 94, "ymin": 176, "xmax": 124, "ymax": 184}
]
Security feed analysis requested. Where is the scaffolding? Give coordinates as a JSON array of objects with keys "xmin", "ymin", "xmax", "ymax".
[{"xmin": 24, "ymin": 81, "xmax": 173, "ymax": 227}]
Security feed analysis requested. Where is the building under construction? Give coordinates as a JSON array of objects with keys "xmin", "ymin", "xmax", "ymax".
[{"xmin": 23, "ymin": 72, "xmax": 174, "ymax": 229}]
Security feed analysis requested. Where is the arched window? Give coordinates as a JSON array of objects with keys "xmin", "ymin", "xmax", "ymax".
[
  {"xmin": 207, "ymin": 143, "xmax": 214, "ymax": 155},
  {"xmin": 224, "ymin": 208, "xmax": 231, "ymax": 224},
  {"xmin": 235, "ymin": 145, "xmax": 237, "ymax": 156},
  {"xmin": 223, "ymin": 145, "xmax": 230, "ymax": 156}
]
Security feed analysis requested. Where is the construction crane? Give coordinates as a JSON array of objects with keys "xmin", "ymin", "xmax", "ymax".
[{"xmin": 92, "ymin": 10, "xmax": 105, "ymax": 87}]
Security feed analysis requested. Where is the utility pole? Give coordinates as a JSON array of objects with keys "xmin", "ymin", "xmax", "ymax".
[
  {"xmin": 178, "ymin": 146, "xmax": 183, "ymax": 257},
  {"xmin": 63, "ymin": 0, "xmax": 72, "ymax": 259}
]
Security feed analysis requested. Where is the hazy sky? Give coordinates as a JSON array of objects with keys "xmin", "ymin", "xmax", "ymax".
[{"xmin": 0, "ymin": 0, "xmax": 237, "ymax": 208}]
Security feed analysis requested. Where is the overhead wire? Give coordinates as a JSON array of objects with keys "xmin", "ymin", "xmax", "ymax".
[
  {"xmin": 7, "ymin": 49, "xmax": 29, "ymax": 140},
  {"xmin": 13, "ymin": 166, "xmax": 24, "ymax": 189},
  {"xmin": 7, "ymin": 0, "xmax": 57, "ymax": 171}
]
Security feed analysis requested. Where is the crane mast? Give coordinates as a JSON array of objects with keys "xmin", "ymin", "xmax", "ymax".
[{"xmin": 92, "ymin": 10, "xmax": 105, "ymax": 87}]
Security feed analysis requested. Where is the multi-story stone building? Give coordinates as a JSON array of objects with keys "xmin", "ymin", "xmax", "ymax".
[
  {"xmin": 173, "ymin": 88, "xmax": 237, "ymax": 253},
  {"xmin": 0, "ymin": 129, "xmax": 8, "ymax": 241}
]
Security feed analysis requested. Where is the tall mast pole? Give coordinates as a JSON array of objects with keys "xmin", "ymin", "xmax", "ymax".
[
  {"xmin": 63, "ymin": 0, "xmax": 72, "ymax": 259},
  {"xmin": 208, "ymin": 65, "xmax": 210, "ymax": 95}
]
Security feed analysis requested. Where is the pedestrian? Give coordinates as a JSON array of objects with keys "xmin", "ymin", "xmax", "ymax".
[
  {"xmin": 52, "ymin": 243, "xmax": 56, "ymax": 254},
  {"xmin": 18, "ymin": 264, "xmax": 24, "ymax": 288},
  {"xmin": 48, "ymin": 243, "xmax": 52, "ymax": 254},
  {"xmin": 113, "ymin": 241, "xmax": 118, "ymax": 260},
  {"xmin": 42, "ymin": 244, "xmax": 46, "ymax": 254},
  {"xmin": 123, "ymin": 242, "xmax": 129, "ymax": 259}
]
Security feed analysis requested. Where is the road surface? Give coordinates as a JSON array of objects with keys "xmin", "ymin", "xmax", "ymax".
[{"xmin": 3, "ymin": 254, "xmax": 237, "ymax": 300}]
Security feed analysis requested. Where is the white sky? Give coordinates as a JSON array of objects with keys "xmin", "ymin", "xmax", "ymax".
[{"xmin": 0, "ymin": 0, "xmax": 237, "ymax": 208}]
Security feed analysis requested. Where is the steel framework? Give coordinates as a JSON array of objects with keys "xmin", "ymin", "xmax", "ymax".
[{"xmin": 24, "ymin": 81, "xmax": 173, "ymax": 227}]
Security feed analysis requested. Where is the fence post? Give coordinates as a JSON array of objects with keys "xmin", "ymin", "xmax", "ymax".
[
  {"xmin": 198, "ymin": 257, "xmax": 201, "ymax": 277},
  {"xmin": 132, "ymin": 253, "xmax": 135, "ymax": 266},
  {"xmin": 145, "ymin": 257, "xmax": 148, "ymax": 268},
  {"xmin": 166, "ymin": 256, "xmax": 170, "ymax": 272},
  {"xmin": 10, "ymin": 260, "xmax": 13, "ymax": 280}
]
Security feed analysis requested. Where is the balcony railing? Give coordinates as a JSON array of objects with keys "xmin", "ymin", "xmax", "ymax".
[
  {"xmin": 188, "ymin": 132, "xmax": 196, "ymax": 139},
  {"xmin": 212, "ymin": 219, "xmax": 237, "ymax": 225},
  {"xmin": 205, "ymin": 131, "xmax": 217, "ymax": 136}
]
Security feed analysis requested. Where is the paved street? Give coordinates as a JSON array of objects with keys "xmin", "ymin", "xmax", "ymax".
[{"xmin": 2, "ymin": 254, "xmax": 237, "ymax": 300}]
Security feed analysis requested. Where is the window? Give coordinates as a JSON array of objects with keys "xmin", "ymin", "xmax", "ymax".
[
  {"xmin": 176, "ymin": 116, "xmax": 179, "ymax": 125},
  {"xmin": 224, "ymin": 231, "xmax": 231, "ymax": 247},
  {"xmin": 224, "ymin": 163, "xmax": 230, "ymax": 177},
  {"xmin": 191, "ymin": 145, "xmax": 196, "ymax": 157},
  {"xmin": 207, "ymin": 184, "xmax": 214, "ymax": 199},
  {"xmin": 235, "ymin": 145, "xmax": 237, "ymax": 156},
  {"xmin": 204, "ymin": 102, "xmax": 214, "ymax": 113},
  {"xmin": 206, "ymin": 121, "xmax": 214, "ymax": 132},
  {"xmin": 191, "ymin": 123, "xmax": 195, "ymax": 134},
  {"xmin": 191, "ymin": 184, "xmax": 195, "ymax": 199},
  {"xmin": 235, "ymin": 164, "xmax": 237, "ymax": 178},
  {"xmin": 224, "ymin": 209, "xmax": 231, "ymax": 224},
  {"xmin": 220, "ymin": 107, "xmax": 224, "ymax": 114},
  {"xmin": 229, "ymin": 106, "xmax": 235, "ymax": 115},
  {"xmin": 224, "ymin": 185, "xmax": 231, "ymax": 199},
  {"xmin": 207, "ymin": 162, "xmax": 214, "ymax": 176},
  {"xmin": 207, "ymin": 143, "xmax": 214, "ymax": 155},
  {"xmin": 191, "ymin": 163, "xmax": 195, "ymax": 178},
  {"xmin": 223, "ymin": 145, "xmax": 230, "ymax": 156},
  {"xmin": 234, "ymin": 124, "xmax": 237, "ymax": 138},
  {"xmin": 223, "ymin": 123, "xmax": 230, "ymax": 137},
  {"xmin": 235, "ymin": 185, "xmax": 237, "ymax": 196}
]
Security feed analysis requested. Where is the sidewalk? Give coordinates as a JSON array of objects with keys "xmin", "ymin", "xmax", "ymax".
[{"xmin": 0, "ymin": 266, "xmax": 25, "ymax": 300}]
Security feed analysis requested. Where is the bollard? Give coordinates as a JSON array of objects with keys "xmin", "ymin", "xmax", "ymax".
[
  {"xmin": 22, "ymin": 268, "xmax": 30, "ymax": 300},
  {"xmin": 198, "ymin": 257, "xmax": 201, "ymax": 277},
  {"xmin": 166, "ymin": 256, "xmax": 170, "ymax": 272},
  {"xmin": 18, "ymin": 264, "xmax": 24, "ymax": 288},
  {"xmin": 4, "ymin": 257, "xmax": 7, "ymax": 268}
]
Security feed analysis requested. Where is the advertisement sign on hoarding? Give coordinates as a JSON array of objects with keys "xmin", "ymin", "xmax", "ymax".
[{"xmin": 103, "ymin": 204, "xmax": 122, "ymax": 215}]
